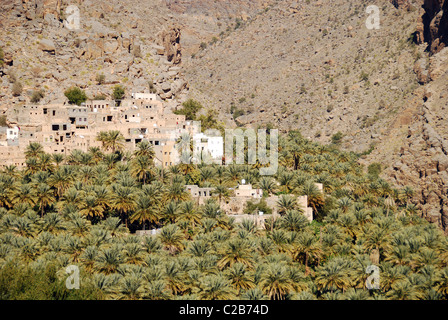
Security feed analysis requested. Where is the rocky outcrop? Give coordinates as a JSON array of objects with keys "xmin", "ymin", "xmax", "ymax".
[
  {"xmin": 416, "ymin": 0, "xmax": 448, "ymax": 54},
  {"xmin": 388, "ymin": 104, "xmax": 448, "ymax": 233},
  {"xmin": 414, "ymin": 58, "xmax": 429, "ymax": 83},
  {"xmin": 390, "ymin": 0, "xmax": 411, "ymax": 9},
  {"xmin": 21, "ymin": 0, "xmax": 62, "ymax": 20},
  {"xmin": 159, "ymin": 26, "xmax": 182, "ymax": 65},
  {"xmin": 414, "ymin": 46, "xmax": 448, "ymax": 82},
  {"xmin": 38, "ymin": 38, "xmax": 56, "ymax": 54},
  {"xmin": 428, "ymin": 46, "xmax": 448, "ymax": 80},
  {"xmin": 76, "ymin": 31, "xmax": 134, "ymax": 60}
]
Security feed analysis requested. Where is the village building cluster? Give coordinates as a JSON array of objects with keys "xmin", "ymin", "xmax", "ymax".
[{"xmin": 0, "ymin": 93, "xmax": 224, "ymax": 168}]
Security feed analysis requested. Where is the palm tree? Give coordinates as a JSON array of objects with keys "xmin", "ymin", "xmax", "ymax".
[
  {"xmin": 12, "ymin": 216, "xmax": 34, "ymax": 237},
  {"xmin": 94, "ymin": 245, "xmax": 125, "ymax": 275},
  {"xmin": 134, "ymin": 140, "xmax": 155, "ymax": 159},
  {"xmin": 337, "ymin": 197, "xmax": 352, "ymax": 213},
  {"xmin": 0, "ymin": 183, "xmax": 14, "ymax": 209},
  {"xmin": 258, "ymin": 177, "xmax": 277, "ymax": 196},
  {"xmin": 437, "ymin": 267, "xmax": 448, "ymax": 298},
  {"xmin": 111, "ymin": 185, "xmax": 137, "ymax": 229},
  {"xmin": 386, "ymin": 279, "xmax": 422, "ymax": 300},
  {"xmin": 48, "ymin": 168, "xmax": 72, "ymax": 198},
  {"xmin": 212, "ymin": 184, "xmax": 231, "ymax": 206},
  {"xmin": 162, "ymin": 201, "xmax": 180, "ymax": 224},
  {"xmin": 164, "ymin": 182, "xmax": 190, "ymax": 203},
  {"xmin": 259, "ymin": 263, "xmax": 295, "ymax": 300},
  {"xmin": 225, "ymin": 262, "xmax": 254, "ymax": 294},
  {"xmin": 199, "ymin": 166, "xmax": 216, "ymax": 184},
  {"xmin": 188, "ymin": 239, "xmax": 211, "ymax": 257},
  {"xmin": 177, "ymin": 201, "xmax": 201, "ymax": 228},
  {"xmin": 79, "ymin": 195, "xmax": 105, "ymax": 220},
  {"xmin": 78, "ymin": 166, "xmax": 96, "ymax": 185},
  {"xmin": 279, "ymin": 209, "xmax": 308, "ymax": 232},
  {"xmin": 97, "ymin": 130, "xmax": 125, "ymax": 153},
  {"xmin": 385, "ymin": 245, "xmax": 411, "ymax": 266},
  {"xmin": 93, "ymin": 218, "xmax": 124, "ymax": 240},
  {"xmin": 113, "ymin": 275, "xmax": 145, "ymax": 300},
  {"xmin": 123, "ymin": 243, "xmax": 145, "ymax": 265},
  {"xmin": 35, "ymin": 183, "xmax": 55, "ymax": 217},
  {"xmin": 291, "ymin": 231, "xmax": 323, "ymax": 275},
  {"xmin": 198, "ymin": 274, "xmax": 236, "ymax": 300},
  {"xmin": 51, "ymin": 153, "xmax": 65, "ymax": 168},
  {"xmin": 277, "ymin": 170, "xmax": 295, "ymax": 193},
  {"xmin": 66, "ymin": 213, "xmax": 91, "ymax": 237},
  {"xmin": 158, "ymin": 224, "xmax": 185, "ymax": 255},
  {"xmin": 31, "ymin": 170, "xmax": 50, "ymax": 185},
  {"xmin": 25, "ymin": 157, "xmax": 40, "ymax": 175},
  {"xmin": 401, "ymin": 186, "xmax": 414, "ymax": 204},
  {"xmin": 144, "ymin": 280, "xmax": 173, "ymax": 300},
  {"xmin": 131, "ymin": 155, "xmax": 154, "ymax": 185},
  {"xmin": 3, "ymin": 165, "xmax": 20, "ymax": 179},
  {"xmin": 96, "ymin": 131, "xmax": 109, "ymax": 152},
  {"xmin": 376, "ymin": 263, "xmax": 404, "ymax": 292},
  {"xmin": 384, "ymin": 196, "xmax": 396, "ymax": 217},
  {"xmin": 314, "ymin": 258, "xmax": 353, "ymax": 294},
  {"xmin": 24, "ymin": 142, "xmax": 44, "ymax": 159},
  {"xmin": 38, "ymin": 153, "xmax": 54, "ymax": 172},
  {"xmin": 12, "ymin": 183, "xmax": 36, "ymax": 207},
  {"xmin": 276, "ymin": 195, "xmax": 297, "ymax": 215},
  {"xmin": 361, "ymin": 224, "xmax": 392, "ymax": 262},
  {"xmin": 240, "ymin": 288, "xmax": 268, "ymax": 300},
  {"xmin": 298, "ymin": 181, "xmax": 324, "ymax": 215},
  {"xmin": 130, "ymin": 196, "xmax": 160, "ymax": 230},
  {"xmin": 88, "ymin": 147, "xmax": 104, "ymax": 164},
  {"xmin": 164, "ymin": 261, "xmax": 187, "ymax": 295},
  {"xmin": 217, "ymin": 238, "xmax": 254, "ymax": 269},
  {"xmin": 224, "ymin": 164, "xmax": 241, "ymax": 185},
  {"xmin": 286, "ymin": 136, "xmax": 303, "ymax": 171}
]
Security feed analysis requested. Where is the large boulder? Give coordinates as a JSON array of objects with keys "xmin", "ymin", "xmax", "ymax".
[
  {"xmin": 38, "ymin": 39, "xmax": 56, "ymax": 54},
  {"xmin": 414, "ymin": 58, "xmax": 429, "ymax": 84},
  {"xmin": 429, "ymin": 46, "xmax": 448, "ymax": 81}
]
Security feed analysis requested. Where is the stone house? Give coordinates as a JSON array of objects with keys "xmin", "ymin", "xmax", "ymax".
[{"xmin": 185, "ymin": 182, "xmax": 319, "ymax": 223}]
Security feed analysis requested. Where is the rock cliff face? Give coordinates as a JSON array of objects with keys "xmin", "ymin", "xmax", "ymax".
[
  {"xmin": 382, "ymin": 3, "xmax": 448, "ymax": 233},
  {"xmin": 416, "ymin": 0, "xmax": 448, "ymax": 53},
  {"xmin": 388, "ymin": 103, "xmax": 448, "ymax": 231},
  {"xmin": 371, "ymin": 45, "xmax": 448, "ymax": 234},
  {"xmin": 160, "ymin": 27, "xmax": 182, "ymax": 65}
]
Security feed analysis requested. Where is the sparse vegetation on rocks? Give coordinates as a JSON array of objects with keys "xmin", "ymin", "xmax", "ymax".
[{"xmin": 64, "ymin": 87, "xmax": 87, "ymax": 105}]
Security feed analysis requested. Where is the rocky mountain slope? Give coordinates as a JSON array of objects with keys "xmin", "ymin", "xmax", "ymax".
[
  {"xmin": 183, "ymin": 0, "xmax": 422, "ymax": 153},
  {"xmin": 0, "ymin": 0, "xmax": 270, "ymax": 110}
]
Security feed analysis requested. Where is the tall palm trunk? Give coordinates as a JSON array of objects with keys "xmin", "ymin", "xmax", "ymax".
[{"xmin": 304, "ymin": 253, "xmax": 309, "ymax": 276}]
